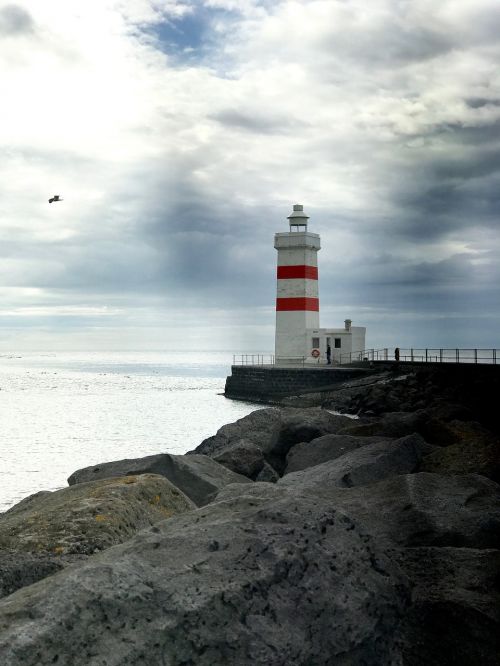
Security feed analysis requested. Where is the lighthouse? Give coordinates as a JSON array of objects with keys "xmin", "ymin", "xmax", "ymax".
[
  {"xmin": 274, "ymin": 204, "xmax": 366, "ymax": 364},
  {"xmin": 274, "ymin": 205, "xmax": 321, "ymax": 363}
]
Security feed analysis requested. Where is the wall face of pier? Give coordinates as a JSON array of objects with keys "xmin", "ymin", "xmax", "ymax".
[
  {"xmin": 224, "ymin": 366, "xmax": 369, "ymax": 401},
  {"xmin": 225, "ymin": 361, "xmax": 500, "ymax": 403}
]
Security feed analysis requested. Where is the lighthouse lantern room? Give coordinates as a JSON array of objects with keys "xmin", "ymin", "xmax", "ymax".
[{"xmin": 274, "ymin": 204, "xmax": 366, "ymax": 365}]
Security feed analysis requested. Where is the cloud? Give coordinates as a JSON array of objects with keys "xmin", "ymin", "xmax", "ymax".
[
  {"xmin": 0, "ymin": 0, "xmax": 499, "ymax": 350},
  {"xmin": 0, "ymin": 4, "xmax": 34, "ymax": 36}
]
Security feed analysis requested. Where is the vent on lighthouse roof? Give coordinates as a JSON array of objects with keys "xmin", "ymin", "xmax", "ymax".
[{"xmin": 287, "ymin": 204, "xmax": 309, "ymax": 231}]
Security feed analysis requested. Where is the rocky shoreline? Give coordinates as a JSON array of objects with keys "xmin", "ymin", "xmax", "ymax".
[{"xmin": 0, "ymin": 366, "xmax": 498, "ymax": 664}]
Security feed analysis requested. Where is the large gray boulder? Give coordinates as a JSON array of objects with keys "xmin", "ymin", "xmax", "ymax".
[
  {"xmin": 326, "ymin": 473, "xmax": 500, "ymax": 550},
  {"xmin": 192, "ymin": 407, "xmax": 355, "ymax": 476},
  {"xmin": 336, "ymin": 410, "xmax": 495, "ymax": 449},
  {"xmin": 214, "ymin": 477, "xmax": 500, "ymax": 664},
  {"xmin": 420, "ymin": 421, "xmax": 500, "ymax": 481},
  {"xmin": 0, "ymin": 551, "xmax": 64, "ymax": 601},
  {"xmin": 280, "ymin": 433, "xmax": 430, "ymax": 489},
  {"xmin": 337, "ymin": 411, "xmax": 428, "ymax": 439},
  {"xmin": 68, "ymin": 453, "xmax": 252, "ymax": 506},
  {"xmin": 396, "ymin": 547, "xmax": 500, "ymax": 665},
  {"xmin": 192, "ymin": 408, "xmax": 282, "ymax": 458},
  {"xmin": 221, "ymin": 472, "xmax": 500, "ymax": 550},
  {"xmin": 0, "ymin": 474, "xmax": 195, "ymax": 557},
  {"xmin": 212, "ymin": 439, "xmax": 266, "ymax": 479},
  {"xmin": 0, "ymin": 492, "xmax": 409, "ymax": 666},
  {"xmin": 284, "ymin": 433, "xmax": 392, "ymax": 474}
]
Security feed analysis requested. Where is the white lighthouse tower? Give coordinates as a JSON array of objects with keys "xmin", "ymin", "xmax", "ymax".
[
  {"xmin": 274, "ymin": 204, "xmax": 366, "ymax": 365},
  {"xmin": 274, "ymin": 204, "xmax": 321, "ymax": 364}
]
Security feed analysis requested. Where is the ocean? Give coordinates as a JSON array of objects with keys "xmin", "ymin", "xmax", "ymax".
[{"xmin": 0, "ymin": 351, "xmax": 261, "ymax": 512}]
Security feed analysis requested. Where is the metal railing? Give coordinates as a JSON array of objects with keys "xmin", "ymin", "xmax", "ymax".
[
  {"xmin": 232, "ymin": 354, "xmax": 312, "ymax": 366},
  {"xmin": 232, "ymin": 354, "xmax": 275, "ymax": 366},
  {"xmin": 275, "ymin": 356, "xmax": 307, "ymax": 366},
  {"xmin": 340, "ymin": 348, "xmax": 499, "ymax": 365}
]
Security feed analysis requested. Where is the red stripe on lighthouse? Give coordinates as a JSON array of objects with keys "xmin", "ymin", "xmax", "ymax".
[
  {"xmin": 277, "ymin": 265, "xmax": 318, "ymax": 280},
  {"xmin": 276, "ymin": 297, "xmax": 319, "ymax": 311}
]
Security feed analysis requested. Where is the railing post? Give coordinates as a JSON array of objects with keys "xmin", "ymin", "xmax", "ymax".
[
  {"xmin": 411, "ymin": 348, "xmax": 414, "ymax": 362},
  {"xmin": 439, "ymin": 349, "xmax": 443, "ymax": 362},
  {"xmin": 425, "ymin": 349, "xmax": 428, "ymax": 362},
  {"xmin": 494, "ymin": 349, "xmax": 497, "ymax": 365},
  {"xmin": 456, "ymin": 349, "xmax": 459, "ymax": 363},
  {"xmin": 474, "ymin": 349, "xmax": 477, "ymax": 364}
]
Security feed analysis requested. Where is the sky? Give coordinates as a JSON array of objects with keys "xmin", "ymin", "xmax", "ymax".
[{"xmin": 0, "ymin": 0, "xmax": 499, "ymax": 352}]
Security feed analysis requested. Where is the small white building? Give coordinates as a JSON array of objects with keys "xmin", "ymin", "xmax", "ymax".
[{"xmin": 274, "ymin": 204, "xmax": 366, "ymax": 365}]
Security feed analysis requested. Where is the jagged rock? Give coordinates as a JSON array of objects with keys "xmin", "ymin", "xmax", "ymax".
[
  {"xmin": 213, "ymin": 439, "xmax": 265, "ymax": 479},
  {"xmin": 192, "ymin": 407, "xmax": 354, "ymax": 476},
  {"xmin": 192, "ymin": 408, "xmax": 282, "ymax": 457},
  {"xmin": 68, "ymin": 453, "xmax": 252, "ymax": 507},
  {"xmin": 280, "ymin": 434, "xmax": 430, "ymax": 489},
  {"xmin": 0, "ymin": 551, "xmax": 64, "ymax": 601},
  {"xmin": 0, "ymin": 474, "xmax": 195, "ymax": 557},
  {"xmin": 0, "ymin": 492, "xmax": 410, "ymax": 666},
  {"xmin": 325, "ymin": 473, "xmax": 500, "ymax": 550},
  {"xmin": 212, "ymin": 438, "xmax": 281, "ymax": 483},
  {"xmin": 420, "ymin": 426, "xmax": 500, "ymax": 481},
  {"xmin": 215, "ymin": 481, "xmax": 287, "ymax": 505},
  {"xmin": 220, "ymin": 472, "xmax": 500, "ymax": 550},
  {"xmin": 336, "ymin": 409, "xmax": 482, "ymax": 447},
  {"xmin": 396, "ymin": 547, "xmax": 500, "ymax": 665},
  {"xmin": 337, "ymin": 411, "xmax": 428, "ymax": 439},
  {"xmin": 215, "ymin": 476, "xmax": 500, "ymax": 665},
  {"xmin": 272, "ymin": 409, "xmax": 356, "ymax": 473},
  {"xmin": 425, "ymin": 402, "xmax": 474, "ymax": 422},
  {"xmin": 284, "ymin": 434, "xmax": 392, "ymax": 474},
  {"xmin": 254, "ymin": 460, "xmax": 280, "ymax": 482}
]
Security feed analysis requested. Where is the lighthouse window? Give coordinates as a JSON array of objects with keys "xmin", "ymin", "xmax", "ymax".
[
  {"xmin": 334, "ymin": 338, "xmax": 342, "ymax": 348},
  {"xmin": 312, "ymin": 337, "xmax": 320, "ymax": 348}
]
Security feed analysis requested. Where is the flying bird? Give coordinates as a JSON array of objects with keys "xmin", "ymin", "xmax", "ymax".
[{"xmin": 48, "ymin": 195, "xmax": 62, "ymax": 203}]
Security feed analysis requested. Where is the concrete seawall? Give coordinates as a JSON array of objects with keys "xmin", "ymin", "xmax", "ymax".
[
  {"xmin": 224, "ymin": 365, "xmax": 372, "ymax": 401},
  {"xmin": 225, "ymin": 361, "xmax": 500, "ymax": 402}
]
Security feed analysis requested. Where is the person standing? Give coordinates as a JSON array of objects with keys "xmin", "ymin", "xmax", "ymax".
[
  {"xmin": 394, "ymin": 347, "xmax": 400, "ymax": 362},
  {"xmin": 326, "ymin": 344, "xmax": 332, "ymax": 365}
]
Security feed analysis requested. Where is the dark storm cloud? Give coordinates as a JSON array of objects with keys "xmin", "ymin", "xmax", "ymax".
[
  {"xmin": 0, "ymin": 4, "xmax": 34, "ymax": 36},
  {"xmin": 390, "ymin": 159, "xmax": 500, "ymax": 240},
  {"xmin": 465, "ymin": 98, "xmax": 500, "ymax": 110},
  {"xmin": 138, "ymin": 183, "xmax": 276, "ymax": 304},
  {"xmin": 329, "ymin": 26, "xmax": 453, "ymax": 67},
  {"xmin": 211, "ymin": 110, "xmax": 305, "ymax": 135},
  {"xmin": 435, "ymin": 119, "xmax": 500, "ymax": 146},
  {"xmin": 431, "ymin": 148, "xmax": 500, "ymax": 182},
  {"xmin": 0, "ymin": 161, "xmax": 274, "ymax": 311},
  {"xmin": 370, "ymin": 253, "xmax": 480, "ymax": 287}
]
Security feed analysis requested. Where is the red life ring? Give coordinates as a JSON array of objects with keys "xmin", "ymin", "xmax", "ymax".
[{"xmin": 311, "ymin": 348, "xmax": 320, "ymax": 358}]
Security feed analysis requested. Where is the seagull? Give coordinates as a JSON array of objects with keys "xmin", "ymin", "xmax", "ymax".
[{"xmin": 48, "ymin": 195, "xmax": 62, "ymax": 203}]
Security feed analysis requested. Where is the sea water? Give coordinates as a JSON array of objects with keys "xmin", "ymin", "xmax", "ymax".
[{"xmin": 0, "ymin": 351, "xmax": 261, "ymax": 511}]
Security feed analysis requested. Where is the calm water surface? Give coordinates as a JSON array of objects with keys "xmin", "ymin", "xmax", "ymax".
[{"xmin": 0, "ymin": 351, "xmax": 261, "ymax": 511}]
